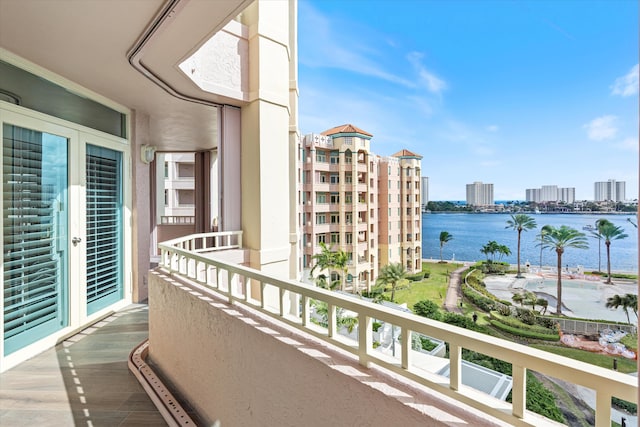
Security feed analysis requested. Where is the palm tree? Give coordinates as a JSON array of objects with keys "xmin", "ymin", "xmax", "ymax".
[
  {"xmin": 480, "ymin": 240, "xmax": 500, "ymax": 263},
  {"xmin": 505, "ymin": 214, "xmax": 537, "ymax": 278},
  {"xmin": 438, "ymin": 231, "xmax": 453, "ymax": 262},
  {"xmin": 511, "ymin": 292, "xmax": 524, "ymax": 306},
  {"xmin": 537, "ymin": 225, "xmax": 553, "ymax": 271},
  {"xmin": 375, "ymin": 263, "xmax": 408, "ymax": 302},
  {"xmin": 606, "ymin": 294, "xmax": 632, "ymax": 324},
  {"xmin": 536, "ymin": 298, "xmax": 548, "ymax": 315},
  {"xmin": 589, "ymin": 219, "xmax": 613, "ymax": 273},
  {"xmin": 310, "ymin": 242, "xmax": 349, "ymax": 291},
  {"xmin": 540, "ymin": 225, "xmax": 589, "ymax": 315},
  {"xmin": 497, "ymin": 244, "xmax": 511, "ymax": 261},
  {"xmin": 597, "ymin": 222, "xmax": 629, "ymax": 284}
]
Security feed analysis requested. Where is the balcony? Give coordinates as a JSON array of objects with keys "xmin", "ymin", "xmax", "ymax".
[{"xmin": 142, "ymin": 232, "xmax": 636, "ymax": 426}]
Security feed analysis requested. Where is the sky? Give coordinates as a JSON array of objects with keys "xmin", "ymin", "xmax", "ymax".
[{"xmin": 297, "ymin": 0, "xmax": 639, "ymax": 201}]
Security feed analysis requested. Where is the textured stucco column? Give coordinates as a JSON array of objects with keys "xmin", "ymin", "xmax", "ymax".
[
  {"xmin": 130, "ymin": 110, "xmax": 152, "ymax": 302},
  {"xmin": 241, "ymin": 0, "xmax": 294, "ymax": 278}
]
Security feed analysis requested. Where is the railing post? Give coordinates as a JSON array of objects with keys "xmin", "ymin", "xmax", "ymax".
[
  {"xmin": 595, "ymin": 392, "xmax": 612, "ymax": 427},
  {"xmin": 228, "ymin": 271, "xmax": 235, "ymax": 304},
  {"xmin": 301, "ymin": 295, "xmax": 310, "ymax": 326},
  {"xmin": 279, "ymin": 287, "xmax": 285, "ymax": 317},
  {"xmin": 449, "ymin": 343, "xmax": 461, "ymax": 391},
  {"xmin": 328, "ymin": 304, "xmax": 337, "ymax": 338},
  {"xmin": 358, "ymin": 313, "xmax": 372, "ymax": 367},
  {"xmin": 260, "ymin": 282, "xmax": 266, "ymax": 309},
  {"xmin": 401, "ymin": 327, "xmax": 411, "ymax": 369},
  {"xmin": 511, "ymin": 364, "xmax": 526, "ymax": 419}
]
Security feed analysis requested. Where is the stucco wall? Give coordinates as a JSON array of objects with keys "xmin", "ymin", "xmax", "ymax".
[{"xmin": 148, "ymin": 270, "xmax": 506, "ymax": 427}]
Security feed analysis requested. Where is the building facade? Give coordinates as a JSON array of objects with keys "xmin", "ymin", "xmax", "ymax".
[
  {"xmin": 594, "ymin": 179, "xmax": 626, "ymax": 202},
  {"xmin": 466, "ymin": 181, "xmax": 494, "ymax": 206},
  {"xmin": 525, "ymin": 185, "xmax": 575, "ymax": 203},
  {"xmin": 300, "ymin": 125, "xmax": 422, "ymax": 291}
]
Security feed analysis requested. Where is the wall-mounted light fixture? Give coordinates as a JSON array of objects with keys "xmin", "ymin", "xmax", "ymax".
[{"xmin": 141, "ymin": 144, "xmax": 157, "ymax": 164}]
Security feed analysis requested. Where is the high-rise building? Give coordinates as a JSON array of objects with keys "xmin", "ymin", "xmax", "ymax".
[
  {"xmin": 421, "ymin": 176, "xmax": 429, "ymax": 211},
  {"xmin": 525, "ymin": 185, "xmax": 575, "ymax": 203},
  {"xmin": 594, "ymin": 179, "xmax": 626, "ymax": 202},
  {"xmin": 466, "ymin": 181, "xmax": 494, "ymax": 206},
  {"xmin": 300, "ymin": 125, "xmax": 422, "ymax": 291}
]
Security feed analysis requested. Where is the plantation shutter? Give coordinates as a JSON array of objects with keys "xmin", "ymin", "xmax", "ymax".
[
  {"xmin": 3, "ymin": 124, "xmax": 68, "ymax": 355},
  {"xmin": 86, "ymin": 145, "xmax": 123, "ymax": 314}
]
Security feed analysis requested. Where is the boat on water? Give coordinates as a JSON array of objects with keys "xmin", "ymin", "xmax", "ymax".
[{"xmin": 582, "ymin": 224, "xmax": 594, "ymax": 231}]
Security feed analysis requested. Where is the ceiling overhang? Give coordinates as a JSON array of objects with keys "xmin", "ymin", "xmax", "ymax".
[{"xmin": 0, "ymin": 0, "xmax": 253, "ymax": 151}]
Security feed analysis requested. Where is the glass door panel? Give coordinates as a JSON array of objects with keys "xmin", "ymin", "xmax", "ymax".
[
  {"xmin": 86, "ymin": 144, "xmax": 123, "ymax": 314},
  {"xmin": 3, "ymin": 124, "xmax": 68, "ymax": 355}
]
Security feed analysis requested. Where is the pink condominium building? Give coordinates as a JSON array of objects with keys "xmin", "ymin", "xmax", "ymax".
[{"xmin": 300, "ymin": 124, "xmax": 423, "ymax": 292}]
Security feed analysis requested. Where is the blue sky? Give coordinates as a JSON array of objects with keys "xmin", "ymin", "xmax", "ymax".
[{"xmin": 298, "ymin": 0, "xmax": 639, "ymax": 201}]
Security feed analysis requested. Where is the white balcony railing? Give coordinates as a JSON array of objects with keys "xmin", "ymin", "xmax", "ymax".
[{"xmin": 158, "ymin": 232, "xmax": 636, "ymax": 427}]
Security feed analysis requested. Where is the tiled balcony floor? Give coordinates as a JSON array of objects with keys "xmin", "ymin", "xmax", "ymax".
[{"xmin": 0, "ymin": 304, "xmax": 167, "ymax": 427}]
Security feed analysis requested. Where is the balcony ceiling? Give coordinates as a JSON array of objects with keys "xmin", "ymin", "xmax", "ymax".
[{"xmin": 0, "ymin": 0, "xmax": 251, "ymax": 151}]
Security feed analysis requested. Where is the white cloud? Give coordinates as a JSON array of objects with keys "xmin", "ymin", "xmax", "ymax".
[
  {"xmin": 583, "ymin": 115, "xmax": 618, "ymax": 141},
  {"xmin": 617, "ymin": 137, "xmax": 639, "ymax": 152},
  {"xmin": 298, "ymin": 2, "xmax": 414, "ymax": 88},
  {"xmin": 611, "ymin": 64, "xmax": 639, "ymax": 97},
  {"xmin": 407, "ymin": 52, "xmax": 447, "ymax": 94},
  {"xmin": 486, "ymin": 125, "xmax": 499, "ymax": 132}
]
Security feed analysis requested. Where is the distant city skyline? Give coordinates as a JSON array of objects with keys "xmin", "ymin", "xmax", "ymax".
[{"xmin": 298, "ymin": 0, "xmax": 638, "ymax": 201}]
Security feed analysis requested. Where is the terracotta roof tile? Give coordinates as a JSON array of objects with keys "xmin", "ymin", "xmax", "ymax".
[
  {"xmin": 392, "ymin": 149, "xmax": 423, "ymax": 159},
  {"xmin": 321, "ymin": 124, "xmax": 373, "ymax": 137}
]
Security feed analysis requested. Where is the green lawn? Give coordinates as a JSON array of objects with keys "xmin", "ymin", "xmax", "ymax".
[
  {"xmin": 390, "ymin": 261, "xmax": 461, "ymax": 309},
  {"xmin": 530, "ymin": 344, "xmax": 637, "ymax": 374}
]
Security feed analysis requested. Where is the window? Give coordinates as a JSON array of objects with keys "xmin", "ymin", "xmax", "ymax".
[
  {"xmin": 330, "ymin": 213, "xmax": 340, "ymax": 223},
  {"xmin": 177, "ymin": 189, "xmax": 195, "ymax": 206},
  {"xmin": 316, "ymin": 151, "xmax": 326, "ymax": 162},
  {"xmin": 345, "ymin": 213, "xmax": 353, "ymax": 224},
  {"xmin": 344, "ymin": 137, "xmax": 353, "ymax": 145},
  {"xmin": 330, "ymin": 152, "xmax": 340, "ymax": 164},
  {"xmin": 345, "ymin": 173, "xmax": 352, "ymax": 183},
  {"xmin": 164, "ymin": 189, "xmax": 169, "ymax": 206},
  {"xmin": 346, "ymin": 233, "xmax": 353, "ymax": 244},
  {"xmin": 389, "ymin": 221, "xmax": 392, "ymax": 230},
  {"xmin": 164, "ymin": 162, "xmax": 169, "ymax": 178},
  {"xmin": 316, "ymin": 213, "xmax": 326, "ymax": 224},
  {"xmin": 388, "ymin": 235, "xmax": 391, "ymax": 243},
  {"xmin": 316, "ymin": 193, "xmax": 327, "ymax": 203},
  {"xmin": 331, "ymin": 233, "xmax": 340, "ymax": 244},
  {"xmin": 177, "ymin": 162, "xmax": 195, "ymax": 178},
  {"xmin": 388, "ymin": 208, "xmax": 391, "ymax": 216},
  {"xmin": 330, "ymin": 174, "xmax": 339, "ymax": 184},
  {"xmin": 317, "ymin": 234, "xmax": 326, "ymax": 244},
  {"xmin": 319, "ymin": 173, "xmax": 327, "ymax": 183},
  {"xmin": 388, "ymin": 194, "xmax": 391, "ymax": 202},
  {"xmin": 330, "ymin": 193, "xmax": 340, "ymax": 204},
  {"xmin": 345, "ymin": 193, "xmax": 352, "ymax": 204}
]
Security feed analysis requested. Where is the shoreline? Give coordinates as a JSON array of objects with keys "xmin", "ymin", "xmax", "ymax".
[{"xmin": 422, "ymin": 258, "xmax": 638, "ymax": 277}]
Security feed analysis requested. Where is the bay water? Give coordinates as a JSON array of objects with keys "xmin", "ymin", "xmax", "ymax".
[{"xmin": 422, "ymin": 213, "xmax": 638, "ymax": 273}]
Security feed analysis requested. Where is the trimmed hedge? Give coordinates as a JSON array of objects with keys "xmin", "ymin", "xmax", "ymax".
[
  {"xmin": 490, "ymin": 311, "xmax": 558, "ymax": 335},
  {"xmin": 489, "ymin": 320, "xmax": 559, "ymax": 341}
]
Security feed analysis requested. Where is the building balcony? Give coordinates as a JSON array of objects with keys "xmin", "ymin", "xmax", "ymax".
[{"xmin": 140, "ymin": 232, "xmax": 637, "ymax": 427}]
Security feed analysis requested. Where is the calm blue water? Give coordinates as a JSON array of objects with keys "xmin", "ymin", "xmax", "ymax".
[{"xmin": 422, "ymin": 213, "xmax": 638, "ymax": 272}]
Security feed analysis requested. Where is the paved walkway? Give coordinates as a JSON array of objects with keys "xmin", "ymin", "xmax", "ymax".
[
  {"xmin": 0, "ymin": 304, "xmax": 167, "ymax": 426},
  {"xmin": 443, "ymin": 262, "xmax": 472, "ymax": 314}
]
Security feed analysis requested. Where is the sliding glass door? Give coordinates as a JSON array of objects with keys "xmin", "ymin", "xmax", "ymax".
[{"xmin": 3, "ymin": 124, "xmax": 69, "ymax": 355}]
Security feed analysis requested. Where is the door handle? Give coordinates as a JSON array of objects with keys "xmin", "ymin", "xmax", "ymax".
[{"xmin": 72, "ymin": 237, "xmax": 82, "ymax": 246}]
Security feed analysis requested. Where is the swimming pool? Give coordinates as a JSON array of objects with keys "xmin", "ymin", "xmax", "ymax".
[{"xmin": 525, "ymin": 279, "xmax": 637, "ymax": 323}]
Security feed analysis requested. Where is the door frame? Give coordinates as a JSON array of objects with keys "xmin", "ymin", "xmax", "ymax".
[{"xmin": 0, "ymin": 102, "xmax": 132, "ymax": 370}]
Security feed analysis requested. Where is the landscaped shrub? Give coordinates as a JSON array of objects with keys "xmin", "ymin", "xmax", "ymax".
[
  {"xmin": 522, "ymin": 372, "xmax": 565, "ymax": 423},
  {"xmin": 443, "ymin": 312, "xmax": 484, "ymax": 332},
  {"xmin": 515, "ymin": 308, "xmax": 537, "ymax": 326},
  {"xmin": 372, "ymin": 321, "xmax": 382, "ymax": 332},
  {"xmin": 612, "ymin": 397, "xmax": 637, "ymax": 415},
  {"xmin": 413, "ymin": 300, "xmax": 442, "ymax": 321},
  {"xmin": 497, "ymin": 304, "xmax": 511, "ymax": 317},
  {"xmin": 462, "ymin": 285, "xmax": 495, "ymax": 312},
  {"xmin": 490, "ymin": 311, "xmax": 558, "ymax": 336},
  {"xmin": 406, "ymin": 272, "xmax": 425, "ymax": 281},
  {"xmin": 489, "ymin": 320, "xmax": 559, "ymax": 341}
]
